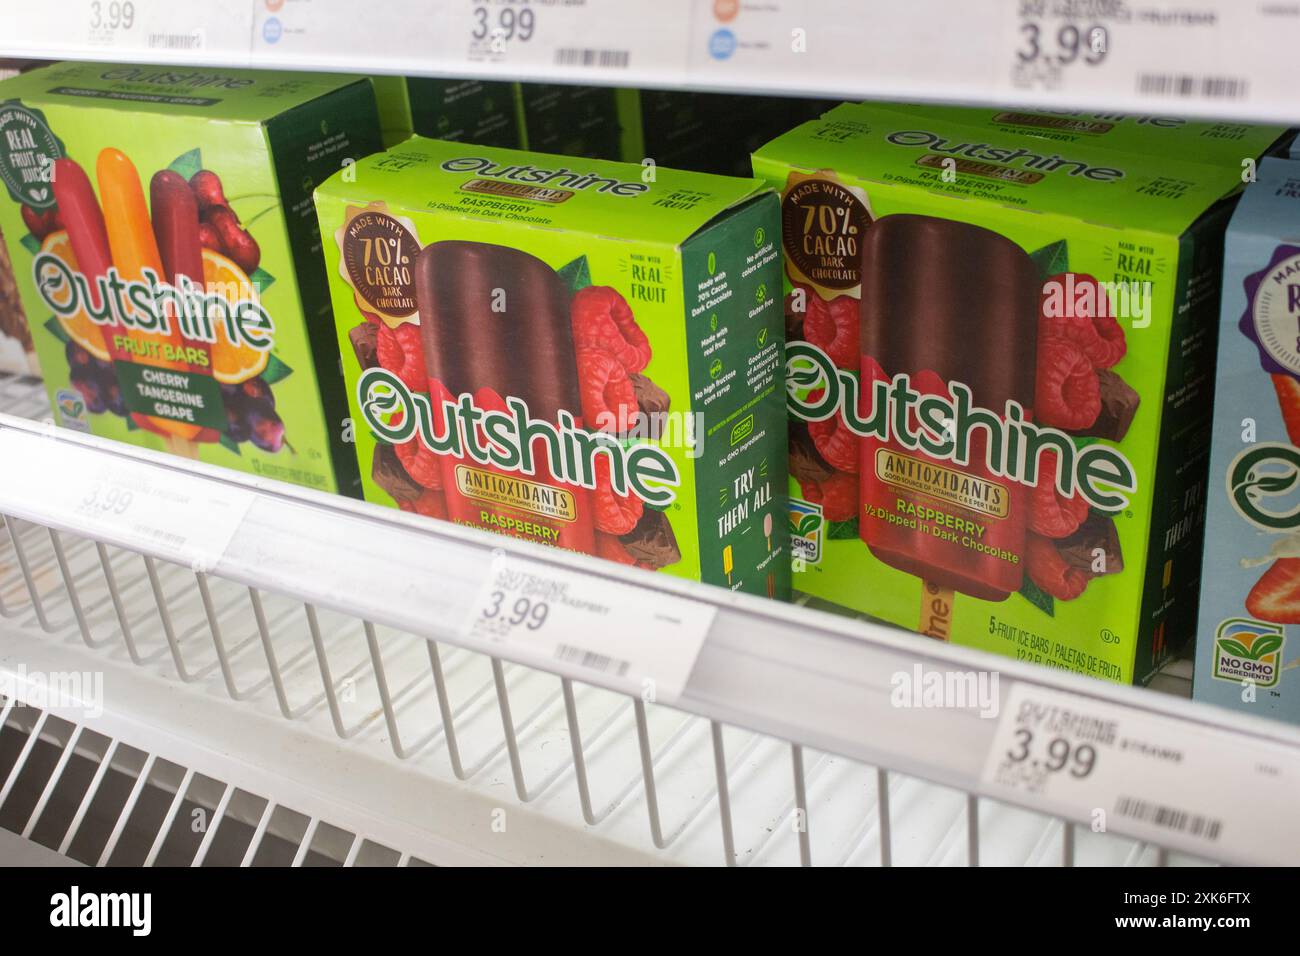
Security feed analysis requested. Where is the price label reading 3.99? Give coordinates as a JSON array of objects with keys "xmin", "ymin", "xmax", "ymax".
[
  {"xmin": 89, "ymin": 0, "xmax": 135, "ymax": 33},
  {"xmin": 470, "ymin": 2, "xmax": 536, "ymax": 55},
  {"xmin": 1013, "ymin": 15, "xmax": 1109, "ymax": 91}
]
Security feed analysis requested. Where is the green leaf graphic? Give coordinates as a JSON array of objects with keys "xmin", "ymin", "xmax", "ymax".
[
  {"xmin": 827, "ymin": 519, "xmax": 859, "ymax": 540},
  {"xmin": 1029, "ymin": 240, "xmax": 1068, "ymax": 280},
  {"xmin": 797, "ymin": 514, "xmax": 820, "ymax": 535},
  {"xmin": 1218, "ymin": 638, "xmax": 1252, "ymax": 658},
  {"xmin": 557, "ymin": 256, "xmax": 592, "ymax": 294},
  {"xmin": 1249, "ymin": 634, "xmax": 1283, "ymax": 659},
  {"xmin": 219, "ymin": 432, "xmax": 242, "ymax": 455},
  {"xmin": 1255, "ymin": 472, "xmax": 1298, "ymax": 495},
  {"xmin": 43, "ymin": 316, "xmax": 69, "ymax": 344},
  {"xmin": 261, "ymin": 354, "xmax": 294, "ymax": 385},
  {"xmin": 787, "ymin": 518, "xmax": 801, "ymax": 536},
  {"xmin": 168, "ymin": 148, "xmax": 202, "ymax": 181},
  {"xmin": 20, "ymin": 233, "xmax": 40, "ymax": 256},
  {"xmin": 1019, "ymin": 574, "xmax": 1055, "ymax": 616},
  {"xmin": 249, "ymin": 266, "xmax": 275, "ymax": 293}
]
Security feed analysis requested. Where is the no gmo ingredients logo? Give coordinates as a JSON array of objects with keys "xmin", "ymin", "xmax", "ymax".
[
  {"xmin": 789, "ymin": 497, "xmax": 822, "ymax": 565},
  {"xmin": 1213, "ymin": 618, "xmax": 1285, "ymax": 688}
]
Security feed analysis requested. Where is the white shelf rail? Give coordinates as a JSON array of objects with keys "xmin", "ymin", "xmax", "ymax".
[{"xmin": 3, "ymin": 1, "xmax": 1300, "ymax": 123}]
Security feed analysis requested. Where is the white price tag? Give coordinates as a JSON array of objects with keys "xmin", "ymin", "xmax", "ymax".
[
  {"xmin": 59, "ymin": 457, "xmax": 253, "ymax": 570},
  {"xmin": 0, "ymin": 429, "xmax": 254, "ymax": 572},
  {"xmin": 464, "ymin": 554, "xmax": 715, "ymax": 703},
  {"xmin": 3, "ymin": 0, "xmax": 252, "ymax": 61},
  {"xmin": 455, "ymin": 0, "xmax": 691, "ymax": 80},
  {"xmin": 982, "ymin": 682, "xmax": 1300, "ymax": 865},
  {"xmin": 998, "ymin": 1, "xmax": 1298, "ymax": 116}
]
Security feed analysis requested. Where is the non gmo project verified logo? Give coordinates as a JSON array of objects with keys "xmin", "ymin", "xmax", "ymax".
[
  {"xmin": 789, "ymin": 498, "xmax": 822, "ymax": 566},
  {"xmin": 1213, "ymin": 618, "xmax": 1285, "ymax": 688}
]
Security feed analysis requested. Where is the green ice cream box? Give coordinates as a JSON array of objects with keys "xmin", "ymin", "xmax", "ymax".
[
  {"xmin": 370, "ymin": 76, "xmax": 523, "ymax": 149},
  {"xmin": 0, "ymin": 62, "xmax": 383, "ymax": 494},
  {"xmin": 314, "ymin": 136, "xmax": 790, "ymax": 598},
  {"xmin": 752, "ymin": 101, "xmax": 1272, "ymax": 683}
]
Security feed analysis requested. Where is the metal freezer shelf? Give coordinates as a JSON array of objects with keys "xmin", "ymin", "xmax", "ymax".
[{"xmin": 0, "ymin": 372, "xmax": 1291, "ymax": 866}]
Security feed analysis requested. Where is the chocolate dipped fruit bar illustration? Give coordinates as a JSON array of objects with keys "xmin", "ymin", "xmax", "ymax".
[
  {"xmin": 317, "ymin": 136, "xmax": 788, "ymax": 597},
  {"xmin": 416, "ymin": 240, "xmax": 598, "ymax": 554},
  {"xmin": 0, "ymin": 63, "xmax": 383, "ymax": 492},
  {"xmin": 758, "ymin": 101, "xmax": 1252, "ymax": 682},
  {"xmin": 858, "ymin": 216, "xmax": 1039, "ymax": 610}
]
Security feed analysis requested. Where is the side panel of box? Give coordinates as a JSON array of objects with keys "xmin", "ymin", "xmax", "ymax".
[
  {"xmin": 266, "ymin": 81, "xmax": 383, "ymax": 498},
  {"xmin": 680, "ymin": 194, "xmax": 790, "ymax": 598}
]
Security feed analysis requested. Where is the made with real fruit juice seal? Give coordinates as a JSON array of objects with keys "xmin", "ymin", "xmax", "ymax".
[
  {"xmin": 755, "ymin": 101, "xmax": 1282, "ymax": 684},
  {"xmin": 0, "ymin": 62, "xmax": 382, "ymax": 493},
  {"xmin": 1195, "ymin": 156, "xmax": 1300, "ymax": 725},
  {"xmin": 314, "ymin": 137, "xmax": 790, "ymax": 598}
]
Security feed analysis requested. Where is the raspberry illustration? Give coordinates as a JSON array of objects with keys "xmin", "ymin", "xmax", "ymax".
[
  {"xmin": 592, "ymin": 454, "xmax": 643, "ymax": 535},
  {"xmin": 1039, "ymin": 273, "xmax": 1126, "ymax": 369},
  {"xmin": 376, "ymin": 321, "xmax": 428, "ymax": 393},
  {"xmin": 1035, "ymin": 337, "xmax": 1101, "ymax": 431},
  {"xmin": 394, "ymin": 436, "xmax": 442, "ymax": 490},
  {"xmin": 410, "ymin": 489, "xmax": 447, "ymax": 520},
  {"xmin": 572, "ymin": 286, "xmax": 651, "ymax": 373},
  {"xmin": 1026, "ymin": 533, "xmax": 1089, "ymax": 601},
  {"xmin": 805, "ymin": 388, "xmax": 859, "ymax": 473},
  {"xmin": 803, "ymin": 293, "xmax": 859, "ymax": 369},
  {"xmin": 799, "ymin": 470, "xmax": 858, "ymax": 522},
  {"xmin": 577, "ymin": 347, "xmax": 638, "ymax": 432},
  {"xmin": 595, "ymin": 531, "xmax": 637, "ymax": 565},
  {"xmin": 1028, "ymin": 450, "xmax": 1090, "ymax": 539},
  {"xmin": 389, "ymin": 401, "xmax": 444, "ymax": 490}
]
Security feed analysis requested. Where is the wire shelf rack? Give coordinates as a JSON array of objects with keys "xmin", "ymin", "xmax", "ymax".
[{"xmin": 0, "ymin": 372, "xmax": 1279, "ymax": 866}]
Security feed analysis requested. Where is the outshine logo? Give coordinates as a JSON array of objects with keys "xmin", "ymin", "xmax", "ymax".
[
  {"xmin": 1213, "ymin": 618, "xmax": 1284, "ymax": 688},
  {"xmin": 1227, "ymin": 442, "xmax": 1300, "ymax": 531},
  {"xmin": 50, "ymin": 886, "xmax": 151, "ymax": 936}
]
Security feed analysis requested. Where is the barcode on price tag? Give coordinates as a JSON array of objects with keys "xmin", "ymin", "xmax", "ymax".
[
  {"xmin": 981, "ymin": 682, "xmax": 1300, "ymax": 865},
  {"xmin": 463, "ymin": 553, "xmax": 715, "ymax": 703}
]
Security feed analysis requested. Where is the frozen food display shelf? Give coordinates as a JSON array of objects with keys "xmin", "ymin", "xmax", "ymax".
[
  {"xmin": 0, "ymin": 373, "xmax": 1295, "ymax": 867},
  {"xmin": 4, "ymin": 1, "xmax": 1300, "ymax": 124}
]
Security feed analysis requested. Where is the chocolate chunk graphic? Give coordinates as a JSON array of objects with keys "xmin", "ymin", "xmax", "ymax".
[
  {"xmin": 630, "ymin": 372, "xmax": 670, "ymax": 418},
  {"xmin": 1067, "ymin": 369, "xmax": 1139, "ymax": 441},
  {"xmin": 789, "ymin": 419, "xmax": 834, "ymax": 484},
  {"xmin": 620, "ymin": 507, "xmax": 681, "ymax": 569},
  {"xmin": 784, "ymin": 289, "xmax": 805, "ymax": 341},
  {"xmin": 372, "ymin": 442, "xmax": 423, "ymax": 502},
  {"xmin": 1058, "ymin": 511, "xmax": 1124, "ymax": 577},
  {"xmin": 349, "ymin": 321, "xmax": 379, "ymax": 370}
]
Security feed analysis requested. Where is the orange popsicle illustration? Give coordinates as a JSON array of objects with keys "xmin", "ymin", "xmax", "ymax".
[{"xmin": 96, "ymin": 147, "xmax": 203, "ymax": 444}]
